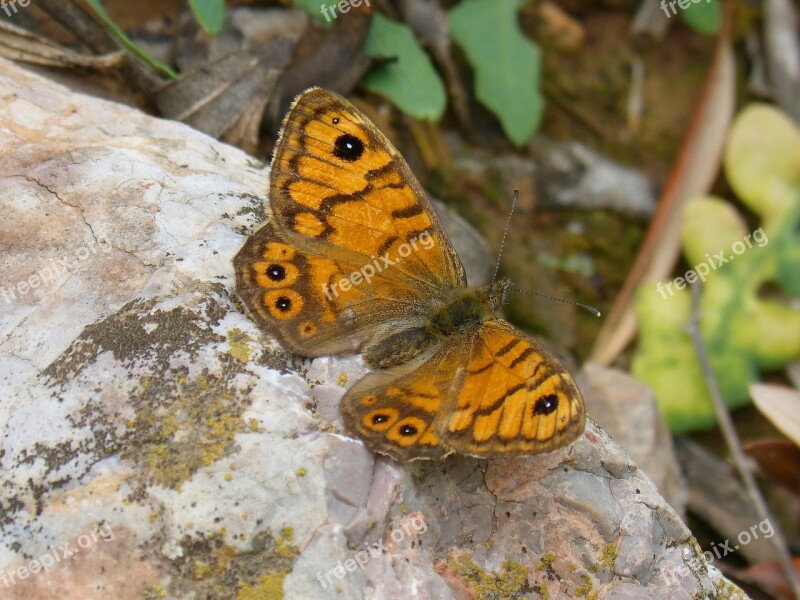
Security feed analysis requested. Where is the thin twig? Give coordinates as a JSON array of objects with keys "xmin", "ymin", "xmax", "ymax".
[{"xmin": 689, "ymin": 282, "xmax": 800, "ymax": 600}]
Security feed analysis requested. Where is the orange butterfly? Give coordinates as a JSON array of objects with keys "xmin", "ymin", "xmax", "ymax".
[{"xmin": 234, "ymin": 88, "xmax": 585, "ymax": 461}]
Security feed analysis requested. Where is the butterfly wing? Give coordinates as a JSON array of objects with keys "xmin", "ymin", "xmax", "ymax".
[
  {"xmin": 234, "ymin": 88, "xmax": 465, "ymax": 358},
  {"xmin": 340, "ymin": 319, "xmax": 585, "ymax": 461},
  {"xmin": 270, "ymin": 87, "xmax": 464, "ymax": 291},
  {"xmin": 442, "ymin": 319, "xmax": 585, "ymax": 456},
  {"xmin": 339, "ymin": 346, "xmax": 462, "ymax": 460}
]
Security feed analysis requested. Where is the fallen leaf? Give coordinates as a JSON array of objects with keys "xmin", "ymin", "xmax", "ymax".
[
  {"xmin": 750, "ymin": 384, "xmax": 800, "ymax": 446},
  {"xmin": 744, "ymin": 439, "xmax": 800, "ymax": 498}
]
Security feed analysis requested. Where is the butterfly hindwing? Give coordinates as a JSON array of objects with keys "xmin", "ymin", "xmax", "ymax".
[
  {"xmin": 235, "ymin": 221, "xmax": 440, "ymax": 358},
  {"xmin": 340, "ymin": 319, "xmax": 585, "ymax": 461},
  {"xmin": 340, "ymin": 346, "xmax": 462, "ymax": 461},
  {"xmin": 443, "ymin": 319, "xmax": 585, "ymax": 456}
]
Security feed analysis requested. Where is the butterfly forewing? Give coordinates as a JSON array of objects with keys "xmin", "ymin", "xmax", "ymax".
[
  {"xmin": 270, "ymin": 88, "xmax": 465, "ymax": 293},
  {"xmin": 441, "ymin": 320, "xmax": 585, "ymax": 457}
]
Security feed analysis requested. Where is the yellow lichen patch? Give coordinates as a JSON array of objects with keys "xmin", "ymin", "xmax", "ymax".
[
  {"xmin": 275, "ymin": 527, "xmax": 297, "ymax": 559},
  {"xmin": 337, "ymin": 372, "xmax": 348, "ymax": 387},
  {"xmin": 537, "ymin": 553, "xmax": 556, "ymax": 570},
  {"xmin": 154, "ymin": 527, "xmax": 299, "ymax": 599},
  {"xmin": 448, "ymin": 553, "xmax": 529, "ymax": 600},
  {"xmin": 237, "ymin": 572, "xmax": 286, "ymax": 600},
  {"xmin": 295, "ymin": 468, "xmax": 307, "ymax": 477},
  {"xmin": 194, "ymin": 561, "xmax": 214, "ymax": 580},
  {"xmin": 141, "ymin": 583, "xmax": 167, "ymax": 599},
  {"xmin": 575, "ymin": 573, "xmax": 597, "ymax": 599},
  {"xmin": 125, "ymin": 376, "xmax": 250, "ymax": 490},
  {"xmin": 228, "ymin": 328, "xmax": 252, "ymax": 363},
  {"xmin": 599, "ymin": 543, "xmax": 617, "ymax": 571}
]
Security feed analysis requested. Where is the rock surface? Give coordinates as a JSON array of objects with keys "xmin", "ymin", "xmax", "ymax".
[
  {"xmin": 0, "ymin": 59, "xmax": 746, "ymax": 599},
  {"xmin": 581, "ymin": 364, "xmax": 686, "ymax": 515}
]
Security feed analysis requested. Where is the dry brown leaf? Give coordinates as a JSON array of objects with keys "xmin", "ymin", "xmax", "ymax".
[
  {"xmin": 743, "ymin": 438, "xmax": 800, "ymax": 498},
  {"xmin": 738, "ymin": 557, "xmax": 800, "ymax": 600},
  {"xmin": 749, "ymin": 384, "xmax": 800, "ymax": 447},
  {"xmin": 0, "ymin": 20, "xmax": 123, "ymax": 69}
]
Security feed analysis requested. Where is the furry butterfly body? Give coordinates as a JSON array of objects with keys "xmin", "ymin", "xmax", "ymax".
[{"xmin": 234, "ymin": 88, "xmax": 585, "ymax": 461}]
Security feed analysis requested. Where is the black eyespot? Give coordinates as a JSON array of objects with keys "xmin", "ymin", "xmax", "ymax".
[
  {"xmin": 267, "ymin": 264, "xmax": 286, "ymax": 281},
  {"xmin": 304, "ymin": 324, "xmax": 313, "ymax": 333},
  {"xmin": 372, "ymin": 414, "xmax": 389, "ymax": 425},
  {"xmin": 533, "ymin": 395, "xmax": 559, "ymax": 416},
  {"xmin": 398, "ymin": 424, "xmax": 417, "ymax": 437},
  {"xmin": 275, "ymin": 296, "xmax": 292, "ymax": 312},
  {"xmin": 332, "ymin": 117, "xmax": 340, "ymax": 124},
  {"xmin": 333, "ymin": 134, "xmax": 364, "ymax": 162}
]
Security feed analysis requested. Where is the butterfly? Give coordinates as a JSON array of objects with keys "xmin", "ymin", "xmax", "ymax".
[{"xmin": 234, "ymin": 87, "xmax": 585, "ymax": 461}]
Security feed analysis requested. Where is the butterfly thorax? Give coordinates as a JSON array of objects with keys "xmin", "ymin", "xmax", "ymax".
[
  {"xmin": 364, "ymin": 281, "xmax": 510, "ymax": 368},
  {"xmin": 426, "ymin": 280, "xmax": 510, "ymax": 339}
]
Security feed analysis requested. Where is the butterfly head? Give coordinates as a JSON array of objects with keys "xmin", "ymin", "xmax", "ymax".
[{"xmin": 486, "ymin": 279, "xmax": 512, "ymax": 312}]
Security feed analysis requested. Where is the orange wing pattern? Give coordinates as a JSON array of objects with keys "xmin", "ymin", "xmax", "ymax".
[
  {"xmin": 444, "ymin": 319, "xmax": 585, "ymax": 456},
  {"xmin": 340, "ymin": 319, "xmax": 585, "ymax": 461},
  {"xmin": 234, "ymin": 88, "xmax": 465, "ymax": 357},
  {"xmin": 270, "ymin": 88, "xmax": 464, "ymax": 292}
]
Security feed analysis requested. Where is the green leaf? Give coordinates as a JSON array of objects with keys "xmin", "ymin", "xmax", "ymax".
[
  {"xmin": 633, "ymin": 105, "xmax": 800, "ymax": 433},
  {"xmin": 293, "ymin": 0, "xmax": 334, "ymax": 26},
  {"xmin": 448, "ymin": 0, "xmax": 543, "ymax": 147},
  {"xmin": 189, "ymin": 0, "xmax": 226, "ymax": 36},
  {"xmin": 85, "ymin": 0, "xmax": 177, "ymax": 79},
  {"xmin": 362, "ymin": 14, "xmax": 447, "ymax": 121},
  {"xmin": 678, "ymin": 0, "xmax": 721, "ymax": 35}
]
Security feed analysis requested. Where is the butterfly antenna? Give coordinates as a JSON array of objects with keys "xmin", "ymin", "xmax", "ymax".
[
  {"xmin": 491, "ymin": 189, "xmax": 600, "ymax": 318},
  {"xmin": 511, "ymin": 288, "xmax": 602, "ymax": 317},
  {"xmin": 491, "ymin": 189, "xmax": 519, "ymax": 286}
]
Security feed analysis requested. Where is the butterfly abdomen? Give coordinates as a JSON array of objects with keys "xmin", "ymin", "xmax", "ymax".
[{"xmin": 364, "ymin": 327, "xmax": 436, "ymax": 368}]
